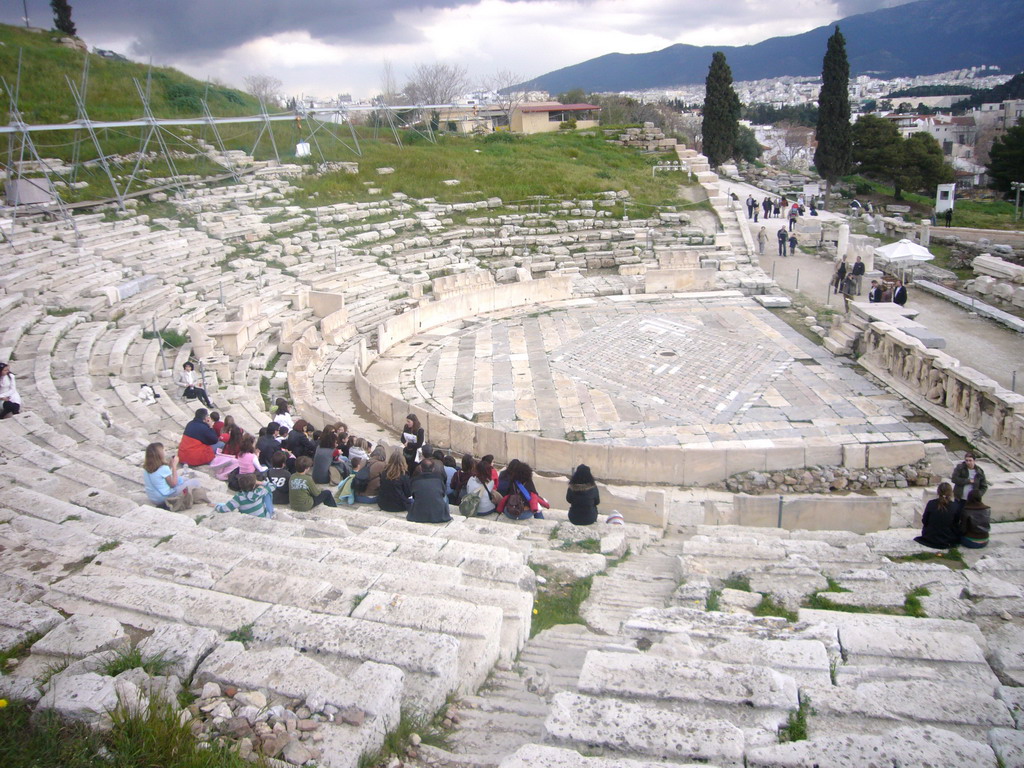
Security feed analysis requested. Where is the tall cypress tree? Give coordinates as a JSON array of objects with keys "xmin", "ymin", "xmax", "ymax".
[
  {"xmin": 702, "ymin": 52, "xmax": 740, "ymax": 168},
  {"xmin": 814, "ymin": 26, "xmax": 852, "ymax": 207},
  {"xmin": 51, "ymin": 0, "xmax": 76, "ymax": 36}
]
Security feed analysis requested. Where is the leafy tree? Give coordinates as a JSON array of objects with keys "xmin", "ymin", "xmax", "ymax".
[
  {"xmin": 853, "ymin": 116, "xmax": 953, "ymax": 199},
  {"xmin": 557, "ymin": 88, "xmax": 587, "ymax": 105},
  {"xmin": 987, "ymin": 123, "xmax": 1024, "ymax": 194},
  {"xmin": 897, "ymin": 132, "xmax": 953, "ymax": 195},
  {"xmin": 735, "ymin": 126, "xmax": 763, "ymax": 163},
  {"xmin": 814, "ymin": 26, "xmax": 852, "ymax": 207},
  {"xmin": 701, "ymin": 52, "xmax": 740, "ymax": 168},
  {"xmin": 50, "ymin": 0, "xmax": 76, "ymax": 36}
]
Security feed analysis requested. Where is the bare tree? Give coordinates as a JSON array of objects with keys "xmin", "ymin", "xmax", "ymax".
[
  {"xmin": 771, "ymin": 121, "xmax": 815, "ymax": 168},
  {"xmin": 378, "ymin": 59, "xmax": 402, "ymax": 106},
  {"xmin": 485, "ymin": 69, "xmax": 526, "ymax": 129},
  {"xmin": 243, "ymin": 75, "xmax": 283, "ymax": 107},
  {"xmin": 404, "ymin": 63, "xmax": 469, "ymax": 106}
]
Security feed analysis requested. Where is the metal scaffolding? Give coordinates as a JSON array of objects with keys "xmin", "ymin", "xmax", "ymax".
[{"xmin": 1, "ymin": 54, "xmax": 465, "ymax": 244}]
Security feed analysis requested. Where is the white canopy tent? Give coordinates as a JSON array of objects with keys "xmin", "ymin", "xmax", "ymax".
[{"xmin": 873, "ymin": 238, "xmax": 934, "ymax": 282}]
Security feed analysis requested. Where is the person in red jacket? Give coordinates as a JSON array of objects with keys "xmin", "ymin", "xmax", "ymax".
[{"xmin": 177, "ymin": 408, "xmax": 223, "ymax": 466}]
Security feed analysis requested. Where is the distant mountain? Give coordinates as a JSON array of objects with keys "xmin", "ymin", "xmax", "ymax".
[{"xmin": 519, "ymin": 0, "xmax": 1024, "ymax": 95}]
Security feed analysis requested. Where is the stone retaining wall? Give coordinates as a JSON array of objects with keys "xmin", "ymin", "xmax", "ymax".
[{"xmin": 858, "ymin": 322, "xmax": 1024, "ymax": 465}]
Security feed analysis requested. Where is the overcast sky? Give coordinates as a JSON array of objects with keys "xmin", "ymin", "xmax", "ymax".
[{"xmin": 3, "ymin": 0, "xmax": 915, "ymax": 99}]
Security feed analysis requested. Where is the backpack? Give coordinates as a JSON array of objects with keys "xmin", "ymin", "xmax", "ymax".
[
  {"xmin": 352, "ymin": 463, "xmax": 372, "ymax": 494},
  {"xmin": 502, "ymin": 489, "xmax": 529, "ymax": 520},
  {"xmin": 459, "ymin": 489, "xmax": 481, "ymax": 517}
]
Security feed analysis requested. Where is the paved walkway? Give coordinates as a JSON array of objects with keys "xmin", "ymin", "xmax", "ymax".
[{"xmin": 721, "ymin": 177, "xmax": 1024, "ymax": 394}]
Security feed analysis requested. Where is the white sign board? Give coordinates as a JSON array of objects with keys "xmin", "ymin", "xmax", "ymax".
[{"xmin": 295, "ymin": 142, "xmax": 311, "ymax": 158}]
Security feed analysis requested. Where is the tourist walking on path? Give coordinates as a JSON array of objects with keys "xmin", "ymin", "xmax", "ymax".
[
  {"xmin": 788, "ymin": 233, "xmax": 798, "ymax": 257},
  {"xmin": 566, "ymin": 464, "xmax": 601, "ymax": 526},
  {"xmin": 746, "ymin": 194, "xmax": 755, "ymax": 219},
  {"xmin": 851, "ymin": 256, "xmax": 865, "ymax": 294},
  {"xmin": 0, "ymin": 361, "xmax": 21, "ymax": 419},
  {"xmin": 776, "ymin": 227, "xmax": 787, "ymax": 257},
  {"xmin": 757, "ymin": 227, "xmax": 768, "ymax": 256},
  {"xmin": 951, "ymin": 451, "xmax": 988, "ymax": 500},
  {"xmin": 959, "ymin": 490, "xmax": 991, "ymax": 549},
  {"xmin": 892, "ymin": 279, "xmax": 908, "ymax": 307},
  {"xmin": 762, "ymin": 197, "xmax": 771, "ymax": 219},
  {"xmin": 914, "ymin": 482, "xmax": 963, "ymax": 550},
  {"xmin": 176, "ymin": 361, "xmax": 215, "ymax": 409},
  {"xmin": 788, "ymin": 204, "xmax": 799, "ymax": 232}
]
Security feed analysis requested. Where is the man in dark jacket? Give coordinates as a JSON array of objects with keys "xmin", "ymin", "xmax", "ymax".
[
  {"xmin": 851, "ymin": 256, "xmax": 866, "ymax": 294},
  {"xmin": 868, "ymin": 280, "xmax": 884, "ymax": 303},
  {"xmin": 951, "ymin": 452, "xmax": 988, "ymax": 500},
  {"xmin": 892, "ymin": 280, "xmax": 908, "ymax": 307}
]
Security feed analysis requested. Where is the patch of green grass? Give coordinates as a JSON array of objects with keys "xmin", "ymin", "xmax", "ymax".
[
  {"xmin": 530, "ymin": 569, "xmax": 593, "ymax": 638},
  {"xmin": 36, "ymin": 656, "xmax": 74, "ymax": 688},
  {"xmin": 904, "ymin": 587, "xmax": 931, "ymax": 618},
  {"xmin": 778, "ymin": 695, "xmax": 815, "ymax": 743},
  {"xmin": 388, "ymin": 292, "xmax": 409, "ymax": 301},
  {"xmin": 99, "ymin": 647, "xmax": 171, "ymax": 678},
  {"xmin": 46, "ymin": 307, "xmax": 84, "ymax": 316},
  {"xmin": 142, "ymin": 329, "xmax": 189, "ymax": 348},
  {"xmin": 753, "ymin": 594, "xmax": 798, "ymax": 622},
  {"xmin": 890, "ymin": 549, "xmax": 965, "ymax": 569},
  {"xmin": 824, "ymin": 577, "xmax": 850, "ymax": 593},
  {"xmin": 706, "ymin": 589, "xmax": 721, "ymax": 612},
  {"xmin": 156, "ymin": 535, "xmax": 173, "ymax": 546},
  {"xmin": 61, "ymin": 514, "xmax": 82, "ymax": 523},
  {"xmin": 259, "ymin": 375, "xmax": 272, "ymax": 412},
  {"xmin": 226, "ymin": 623, "xmax": 254, "ymax": 646},
  {"xmin": 0, "ymin": 632, "xmax": 44, "ymax": 676},
  {"xmin": 266, "ymin": 351, "xmax": 283, "ymax": 371},
  {"xmin": 557, "ymin": 538, "xmax": 600, "ymax": 554},
  {"xmin": 722, "ymin": 575, "xmax": 752, "ymax": 592},
  {"xmin": 97, "ymin": 540, "xmax": 121, "ymax": 552},
  {"xmin": 606, "ymin": 547, "xmax": 632, "ymax": 569},
  {"xmin": 358, "ymin": 701, "xmax": 454, "ymax": 767}
]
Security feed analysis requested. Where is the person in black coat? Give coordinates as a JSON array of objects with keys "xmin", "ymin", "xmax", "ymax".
[
  {"xmin": 868, "ymin": 280, "xmax": 884, "ymax": 303},
  {"xmin": 914, "ymin": 482, "xmax": 963, "ymax": 549},
  {"xmin": 892, "ymin": 279, "xmax": 908, "ymax": 307},
  {"xmin": 851, "ymin": 256, "xmax": 866, "ymax": 294},
  {"xmin": 377, "ymin": 450, "xmax": 412, "ymax": 512},
  {"xmin": 566, "ymin": 464, "xmax": 600, "ymax": 526},
  {"xmin": 285, "ymin": 419, "xmax": 317, "ymax": 459},
  {"xmin": 407, "ymin": 458, "xmax": 452, "ymax": 524}
]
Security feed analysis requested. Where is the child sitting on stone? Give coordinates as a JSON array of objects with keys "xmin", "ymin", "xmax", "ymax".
[
  {"xmin": 214, "ymin": 472, "xmax": 274, "ymax": 518},
  {"xmin": 267, "ymin": 451, "xmax": 292, "ymax": 507}
]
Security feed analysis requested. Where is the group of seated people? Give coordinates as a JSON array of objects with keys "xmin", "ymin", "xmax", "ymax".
[
  {"xmin": 916, "ymin": 452, "xmax": 992, "ymax": 550},
  {"xmin": 145, "ymin": 400, "xmax": 616, "ymax": 527}
]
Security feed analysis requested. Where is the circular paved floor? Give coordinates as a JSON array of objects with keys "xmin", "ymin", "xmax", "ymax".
[{"xmin": 370, "ymin": 293, "xmax": 944, "ymax": 449}]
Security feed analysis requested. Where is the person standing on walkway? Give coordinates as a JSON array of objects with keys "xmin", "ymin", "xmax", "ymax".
[
  {"xmin": 788, "ymin": 204, "xmax": 799, "ymax": 232},
  {"xmin": 944, "ymin": 208, "xmax": 953, "ymax": 227},
  {"xmin": 762, "ymin": 197, "xmax": 771, "ymax": 220},
  {"xmin": 757, "ymin": 227, "xmax": 768, "ymax": 256},
  {"xmin": 777, "ymin": 227, "xmax": 788, "ymax": 257},
  {"xmin": 851, "ymin": 256, "xmax": 866, "ymax": 294},
  {"xmin": 788, "ymin": 233, "xmax": 798, "ymax": 256},
  {"xmin": 833, "ymin": 260, "xmax": 848, "ymax": 294},
  {"xmin": 868, "ymin": 280, "xmax": 883, "ymax": 303},
  {"xmin": 746, "ymin": 195, "xmax": 755, "ymax": 219},
  {"xmin": 951, "ymin": 451, "xmax": 988, "ymax": 501},
  {"xmin": 892, "ymin": 279, "xmax": 908, "ymax": 307}
]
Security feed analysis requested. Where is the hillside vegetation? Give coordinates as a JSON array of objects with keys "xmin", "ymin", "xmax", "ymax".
[{"xmin": 0, "ymin": 23, "xmax": 259, "ymax": 123}]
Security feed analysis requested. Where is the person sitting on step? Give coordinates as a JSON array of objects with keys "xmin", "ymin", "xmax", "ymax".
[{"xmin": 176, "ymin": 361, "xmax": 215, "ymax": 408}]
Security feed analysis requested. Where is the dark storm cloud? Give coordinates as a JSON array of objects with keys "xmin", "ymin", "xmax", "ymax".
[
  {"xmin": 832, "ymin": 0, "xmax": 918, "ymax": 17},
  {"xmin": 3, "ymin": 0, "xmax": 552, "ymax": 60}
]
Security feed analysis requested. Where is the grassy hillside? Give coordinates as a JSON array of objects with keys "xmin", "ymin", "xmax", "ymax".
[{"xmin": 0, "ymin": 23, "xmax": 259, "ymax": 124}]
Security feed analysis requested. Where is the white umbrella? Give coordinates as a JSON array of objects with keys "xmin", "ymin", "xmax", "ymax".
[
  {"xmin": 873, "ymin": 238, "xmax": 933, "ymax": 283},
  {"xmin": 873, "ymin": 238, "xmax": 934, "ymax": 263}
]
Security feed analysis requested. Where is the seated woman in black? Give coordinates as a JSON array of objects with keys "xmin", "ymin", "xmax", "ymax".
[
  {"xmin": 566, "ymin": 464, "xmax": 600, "ymax": 526},
  {"xmin": 377, "ymin": 449, "xmax": 412, "ymax": 513},
  {"xmin": 407, "ymin": 458, "xmax": 452, "ymax": 524},
  {"xmin": 914, "ymin": 482, "xmax": 962, "ymax": 549},
  {"xmin": 285, "ymin": 419, "xmax": 317, "ymax": 459}
]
